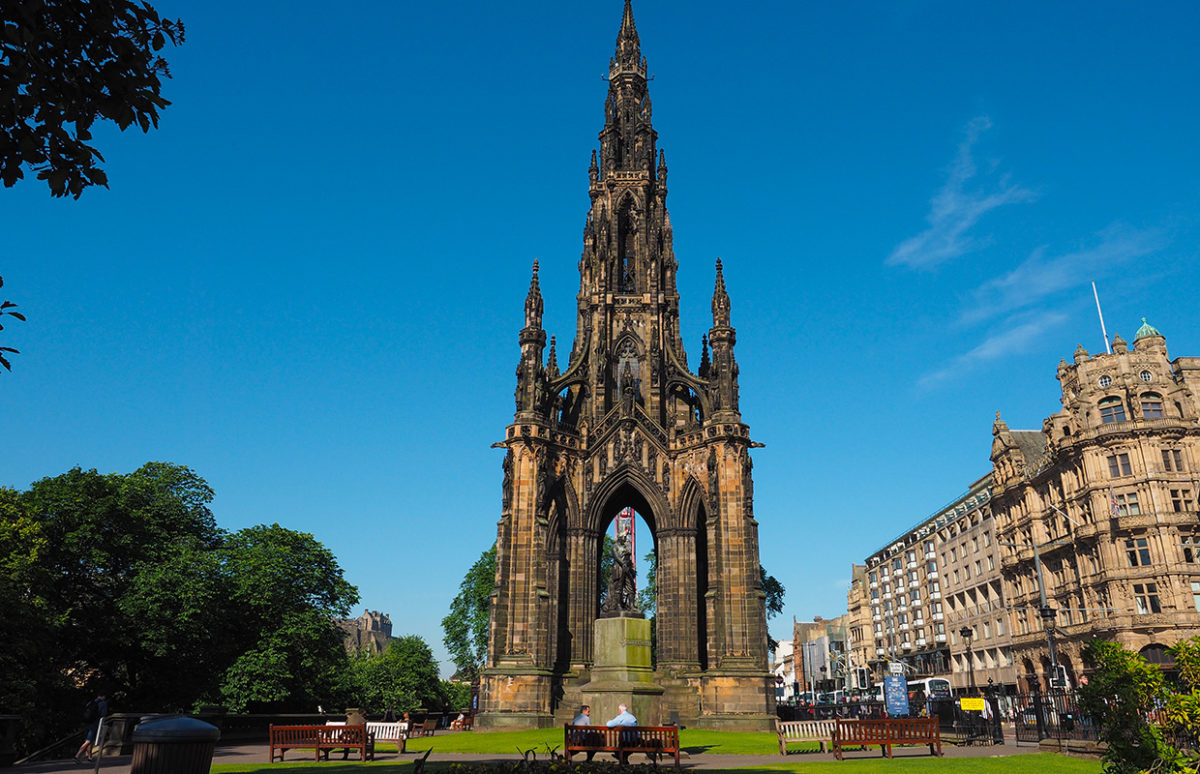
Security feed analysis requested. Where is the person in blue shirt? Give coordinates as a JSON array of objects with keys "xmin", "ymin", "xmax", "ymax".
[
  {"xmin": 606, "ymin": 704, "xmax": 637, "ymax": 727},
  {"xmin": 75, "ymin": 693, "xmax": 108, "ymax": 764}
]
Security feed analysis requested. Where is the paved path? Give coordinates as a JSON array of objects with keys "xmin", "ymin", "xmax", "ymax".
[{"xmin": 10, "ymin": 738, "xmax": 1042, "ymax": 773}]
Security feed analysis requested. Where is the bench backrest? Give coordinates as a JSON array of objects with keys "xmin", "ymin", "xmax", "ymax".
[
  {"xmin": 778, "ymin": 719, "xmax": 837, "ymax": 739},
  {"xmin": 835, "ymin": 717, "xmax": 938, "ymax": 745},
  {"xmin": 565, "ymin": 725, "xmax": 679, "ymax": 750}
]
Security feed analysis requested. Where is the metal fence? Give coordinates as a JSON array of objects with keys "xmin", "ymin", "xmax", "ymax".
[{"xmin": 1011, "ymin": 690, "xmax": 1099, "ymax": 744}]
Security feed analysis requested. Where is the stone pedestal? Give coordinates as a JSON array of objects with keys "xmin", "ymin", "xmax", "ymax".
[{"xmin": 581, "ymin": 616, "xmax": 664, "ymax": 725}]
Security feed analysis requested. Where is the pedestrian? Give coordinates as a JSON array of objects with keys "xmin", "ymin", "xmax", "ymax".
[{"xmin": 75, "ymin": 692, "xmax": 107, "ymax": 765}]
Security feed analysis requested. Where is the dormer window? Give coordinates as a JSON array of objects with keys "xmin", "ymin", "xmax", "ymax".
[
  {"xmin": 1100, "ymin": 397, "xmax": 1126, "ymax": 423},
  {"xmin": 1140, "ymin": 394, "xmax": 1164, "ymax": 419}
]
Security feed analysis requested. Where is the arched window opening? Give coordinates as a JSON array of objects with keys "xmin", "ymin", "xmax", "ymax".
[
  {"xmin": 1141, "ymin": 393, "xmax": 1164, "ymax": 419},
  {"xmin": 1099, "ymin": 396, "xmax": 1127, "ymax": 424},
  {"xmin": 1140, "ymin": 643, "xmax": 1176, "ymax": 668}
]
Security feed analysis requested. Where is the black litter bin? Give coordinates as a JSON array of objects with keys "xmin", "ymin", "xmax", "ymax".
[{"xmin": 130, "ymin": 716, "xmax": 220, "ymax": 774}]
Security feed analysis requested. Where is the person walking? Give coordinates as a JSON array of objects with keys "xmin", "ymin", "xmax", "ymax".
[{"xmin": 75, "ymin": 692, "xmax": 107, "ymax": 765}]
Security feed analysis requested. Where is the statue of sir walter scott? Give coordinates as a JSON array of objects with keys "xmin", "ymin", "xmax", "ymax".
[{"xmin": 601, "ymin": 531, "xmax": 642, "ymax": 618}]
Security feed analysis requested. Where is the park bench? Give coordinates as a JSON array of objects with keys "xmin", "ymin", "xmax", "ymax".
[
  {"xmin": 831, "ymin": 717, "xmax": 941, "ymax": 760},
  {"xmin": 564, "ymin": 724, "xmax": 680, "ymax": 769},
  {"xmin": 777, "ymin": 719, "xmax": 838, "ymax": 754},
  {"xmin": 269, "ymin": 723, "xmax": 373, "ymax": 762},
  {"xmin": 327, "ymin": 720, "xmax": 410, "ymax": 752}
]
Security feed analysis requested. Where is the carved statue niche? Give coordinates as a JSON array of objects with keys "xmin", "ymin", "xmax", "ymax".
[
  {"xmin": 501, "ymin": 450, "xmax": 514, "ymax": 512},
  {"xmin": 707, "ymin": 447, "xmax": 719, "ymax": 511}
]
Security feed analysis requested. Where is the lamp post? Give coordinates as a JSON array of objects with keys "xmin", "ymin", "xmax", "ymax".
[{"xmin": 959, "ymin": 626, "xmax": 976, "ymax": 694}]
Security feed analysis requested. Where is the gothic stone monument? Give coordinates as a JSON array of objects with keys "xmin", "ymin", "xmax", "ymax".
[{"xmin": 476, "ymin": 0, "xmax": 774, "ymax": 732}]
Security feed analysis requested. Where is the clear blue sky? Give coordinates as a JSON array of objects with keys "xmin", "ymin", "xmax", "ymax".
[{"xmin": 4, "ymin": 1, "xmax": 1198, "ymax": 674}]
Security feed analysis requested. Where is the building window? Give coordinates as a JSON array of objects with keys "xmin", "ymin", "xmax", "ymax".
[
  {"xmin": 1164, "ymin": 449, "xmax": 1186, "ymax": 472},
  {"xmin": 975, "ymin": 560, "xmax": 982, "ymax": 576},
  {"xmin": 983, "ymin": 621, "xmax": 991, "ymax": 638},
  {"xmin": 1172, "ymin": 489, "xmax": 1193, "ymax": 513},
  {"xmin": 1100, "ymin": 397, "xmax": 1127, "ymax": 423},
  {"xmin": 1183, "ymin": 536, "xmax": 1199, "ymax": 563},
  {"xmin": 996, "ymin": 617, "xmax": 1005, "ymax": 635},
  {"xmin": 894, "ymin": 558, "xmax": 903, "ymax": 570},
  {"xmin": 987, "ymin": 555, "xmax": 995, "ymax": 571},
  {"xmin": 983, "ymin": 531, "xmax": 992, "ymax": 547},
  {"xmin": 950, "ymin": 547, "xmax": 957, "ymax": 561},
  {"xmin": 870, "ymin": 572, "xmax": 878, "ymax": 584},
  {"xmin": 972, "ymin": 537, "xmax": 979, "ymax": 553},
  {"xmin": 1141, "ymin": 370, "xmax": 1153, "ymax": 383},
  {"xmin": 1192, "ymin": 581, "xmax": 1200, "ymax": 613},
  {"xmin": 1126, "ymin": 537, "xmax": 1152, "ymax": 567},
  {"xmin": 1141, "ymin": 394, "xmax": 1164, "ymax": 419},
  {"xmin": 952, "ymin": 570, "xmax": 959, "ymax": 584},
  {"xmin": 1099, "ymin": 374, "xmax": 1112, "ymax": 388},
  {"xmin": 1108, "ymin": 453, "xmax": 1132, "ymax": 477},
  {"xmin": 1115, "ymin": 492, "xmax": 1141, "ymax": 516},
  {"xmin": 1133, "ymin": 583, "xmax": 1162, "ymax": 614}
]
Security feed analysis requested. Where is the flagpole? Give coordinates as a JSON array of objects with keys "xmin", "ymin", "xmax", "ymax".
[{"xmin": 1093, "ymin": 282, "xmax": 1112, "ymax": 355}]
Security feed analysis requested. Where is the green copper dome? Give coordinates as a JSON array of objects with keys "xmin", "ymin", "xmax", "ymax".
[{"xmin": 1134, "ymin": 317, "xmax": 1162, "ymax": 340}]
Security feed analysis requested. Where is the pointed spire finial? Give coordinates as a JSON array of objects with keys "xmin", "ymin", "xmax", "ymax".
[
  {"xmin": 699, "ymin": 334, "xmax": 711, "ymax": 378},
  {"xmin": 712, "ymin": 258, "xmax": 731, "ymax": 327},
  {"xmin": 611, "ymin": 0, "xmax": 644, "ymax": 74},
  {"xmin": 524, "ymin": 258, "xmax": 543, "ymax": 328},
  {"xmin": 546, "ymin": 335, "xmax": 559, "ymax": 377}
]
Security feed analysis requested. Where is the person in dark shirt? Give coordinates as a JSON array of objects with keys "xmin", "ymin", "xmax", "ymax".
[{"xmin": 75, "ymin": 693, "xmax": 107, "ymax": 764}]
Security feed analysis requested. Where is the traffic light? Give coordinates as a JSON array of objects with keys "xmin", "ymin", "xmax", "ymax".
[
  {"xmin": 1049, "ymin": 664, "xmax": 1069, "ymax": 689},
  {"xmin": 856, "ymin": 667, "xmax": 870, "ymax": 690}
]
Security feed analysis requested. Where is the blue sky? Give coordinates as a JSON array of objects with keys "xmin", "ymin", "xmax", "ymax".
[{"xmin": 4, "ymin": 1, "xmax": 1198, "ymax": 675}]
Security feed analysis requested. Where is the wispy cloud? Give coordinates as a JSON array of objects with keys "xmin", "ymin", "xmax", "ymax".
[
  {"xmin": 918, "ymin": 310, "xmax": 1069, "ymax": 388},
  {"xmin": 888, "ymin": 117, "xmax": 1038, "ymax": 270},
  {"xmin": 961, "ymin": 224, "xmax": 1165, "ymax": 324}
]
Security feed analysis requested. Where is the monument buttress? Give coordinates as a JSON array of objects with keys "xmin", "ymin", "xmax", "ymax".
[{"xmin": 477, "ymin": 0, "xmax": 774, "ymax": 731}]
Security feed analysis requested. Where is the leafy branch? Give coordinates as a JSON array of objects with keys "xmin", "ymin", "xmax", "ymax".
[{"xmin": 0, "ymin": 276, "xmax": 25, "ymax": 371}]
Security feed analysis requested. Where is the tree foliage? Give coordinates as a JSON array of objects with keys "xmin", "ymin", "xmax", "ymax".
[
  {"xmin": 0, "ymin": 463, "xmax": 360, "ymax": 751},
  {"xmin": 346, "ymin": 636, "xmax": 443, "ymax": 714},
  {"xmin": 0, "ymin": 275, "xmax": 25, "ymax": 371},
  {"xmin": 1, "ymin": 0, "xmax": 185, "ymax": 197},
  {"xmin": 442, "ymin": 544, "xmax": 495, "ymax": 683},
  {"xmin": 1078, "ymin": 639, "xmax": 1181, "ymax": 773}
]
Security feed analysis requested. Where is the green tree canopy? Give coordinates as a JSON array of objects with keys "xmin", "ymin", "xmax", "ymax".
[
  {"xmin": 0, "ymin": 462, "xmax": 360, "ymax": 751},
  {"xmin": 1, "ymin": 0, "xmax": 185, "ymax": 196},
  {"xmin": 442, "ymin": 544, "xmax": 495, "ymax": 682},
  {"xmin": 346, "ymin": 636, "xmax": 442, "ymax": 714}
]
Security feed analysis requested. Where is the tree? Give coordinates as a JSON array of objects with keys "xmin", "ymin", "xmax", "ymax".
[
  {"xmin": 346, "ymin": 636, "xmax": 442, "ymax": 714},
  {"xmin": 1, "ymin": 0, "xmax": 185, "ymax": 197},
  {"xmin": 0, "ymin": 462, "xmax": 362, "ymax": 752},
  {"xmin": 761, "ymin": 566, "xmax": 786, "ymax": 651},
  {"xmin": 442, "ymin": 544, "xmax": 495, "ymax": 683},
  {"xmin": 215, "ymin": 523, "xmax": 359, "ymax": 712},
  {"xmin": 1078, "ymin": 639, "xmax": 1181, "ymax": 773},
  {"xmin": 0, "ymin": 276, "xmax": 24, "ymax": 371}
]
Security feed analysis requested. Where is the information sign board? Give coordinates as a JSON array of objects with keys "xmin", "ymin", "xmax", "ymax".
[
  {"xmin": 959, "ymin": 697, "xmax": 986, "ymax": 712},
  {"xmin": 883, "ymin": 674, "xmax": 909, "ymax": 716}
]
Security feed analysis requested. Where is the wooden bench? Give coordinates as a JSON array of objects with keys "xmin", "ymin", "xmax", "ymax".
[
  {"xmin": 777, "ymin": 719, "xmax": 838, "ymax": 754},
  {"xmin": 564, "ymin": 724, "xmax": 680, "ymax": 769},
  {"xmin": 269, "ymin": 724, "xmax": 373, "ymax": 762},
  {"xmin": 327, "ymin": 721, "xmax": 409, "ymax": 752},
  {"xmin": 832, "ymin": 717, "xmax": 941, "ymax": 760}
]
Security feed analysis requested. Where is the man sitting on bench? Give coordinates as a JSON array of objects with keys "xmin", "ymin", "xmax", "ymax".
[
  {"xmin": 571, "ymin": 705, "xmax": 600, "ymax": 761},
  {"xmin": 607, "ymin": 704, "xmax": 638, "ymax": 763}
]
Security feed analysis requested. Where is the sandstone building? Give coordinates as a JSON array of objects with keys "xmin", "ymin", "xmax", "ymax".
[
  {"xmin": 477, "ymin": 1, "xmax": 772, "ymax": 730},
  {"xmin": 991, "ymin": 321, "xmax": 1200, "ymax": 689},
  {"xmin": 849, "ymin": 476, "xmax": 1015, "ymax": 694}
]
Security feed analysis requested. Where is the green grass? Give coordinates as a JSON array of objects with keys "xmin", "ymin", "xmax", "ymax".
[
  {"xmin": 399, "ymin": 729, "xmax": 780, "ymax": 756},
  {"xmin": 212, "ymin": 752, "xmax": 1099, "ymax": 774}
]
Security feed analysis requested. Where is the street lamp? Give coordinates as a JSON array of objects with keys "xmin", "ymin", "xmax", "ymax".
[{"xmin": 959, "ymin": 626, "xmax": 976, "ymax": 694}]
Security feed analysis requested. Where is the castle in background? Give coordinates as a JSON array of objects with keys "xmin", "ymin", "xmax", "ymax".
[{"xmin": 337, "ymin": 610, "xmax": 393, "ymax": 655}]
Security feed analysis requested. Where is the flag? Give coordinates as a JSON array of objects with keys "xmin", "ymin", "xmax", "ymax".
[{"xmin": 1108, "ymin": 487, "xmax": 1121, "ymax": 516}]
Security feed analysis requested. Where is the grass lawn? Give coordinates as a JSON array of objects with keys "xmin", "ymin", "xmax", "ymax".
[
  {"xmin": 211, "ymin": 752, "xmax": 1099, "ymax": 773},
  {"xmin": 212, "ymin": 726, "xmax": 1100, "ymax": 774}
]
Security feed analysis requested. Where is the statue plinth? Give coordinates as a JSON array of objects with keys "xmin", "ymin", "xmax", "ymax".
[{"xmin": 581, "ymin": 616, "xmax": 663, "ymax": 726}]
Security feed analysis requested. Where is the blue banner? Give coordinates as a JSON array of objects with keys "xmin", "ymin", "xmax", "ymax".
[{"xmin": 884, "ymin": 675, "xmax": 910, "ymax": 716}]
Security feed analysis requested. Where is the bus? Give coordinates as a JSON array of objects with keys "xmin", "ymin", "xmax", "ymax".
[{"xmin": 871, "ymin": 678, "xmax": 954, "ymax": 706}]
